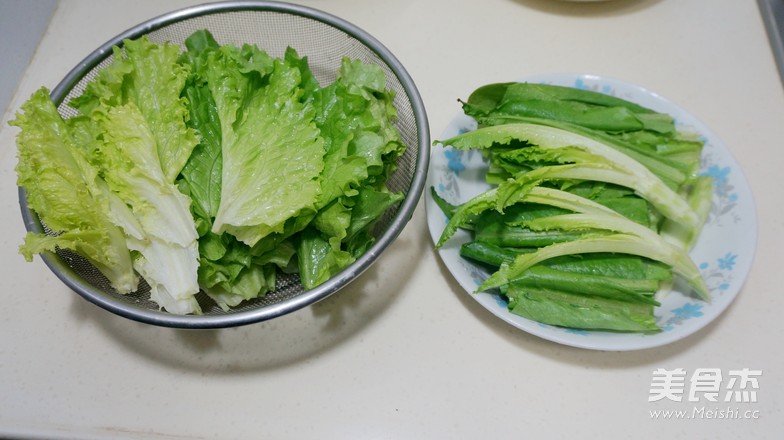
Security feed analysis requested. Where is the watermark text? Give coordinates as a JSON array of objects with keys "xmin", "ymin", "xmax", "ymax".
[{"xmin": 647, "ymin": 368, "xmax": 762, "ymax": 420}]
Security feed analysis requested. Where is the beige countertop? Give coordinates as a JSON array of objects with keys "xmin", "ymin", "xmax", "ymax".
[{"xmin": 1, "ymin": 0, "xmax": 782, "ymax": 438}]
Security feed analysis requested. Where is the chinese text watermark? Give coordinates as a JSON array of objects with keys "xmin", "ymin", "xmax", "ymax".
[{"xmin": 648, "ymin": 368, "xmax": 762, "ymax": 420}]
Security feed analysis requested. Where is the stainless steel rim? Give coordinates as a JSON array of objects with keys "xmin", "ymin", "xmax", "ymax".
[{"xmin": 18, "ymin": 0, "xmax": 430, "ymax": 329}]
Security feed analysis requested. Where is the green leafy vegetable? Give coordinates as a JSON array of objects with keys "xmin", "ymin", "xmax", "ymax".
[
  {"xmin": 434, "ymin": 82, "xmax": 712, "ymax": 332},
  {"xmin": 462, "ymin": 82, "xmax": 674, "ymax": 134},
  {"xmin": 209, "ymin": 50, "xmax": 324, "ymax": 246},
  {"xmin": 98, "ymin": 104, "xmax": 201, "ymax": 314},
  {"xmin": 12, "ymin": 88, "xmax": 139, "ymax": 294},
  {"xmin": 438, "ymin": 123, "xmax": 700, "ymax": 231},
  {"xmin": 71, "ymin": 36, "xmax": 199, "ymax": 184},
  {"xmin": 13, "ymin": 30, "xmax": 407, "ymax": 314},
  {"xmin": 64, "ymin": 36, "xmax": 203, "ymax": 314},
  {"xmin": 293, "ymin": 58, "xmax": 405, "ymax": 289}
]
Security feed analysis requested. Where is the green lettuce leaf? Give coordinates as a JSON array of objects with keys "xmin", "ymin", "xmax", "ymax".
[
  {"xmin": 71, "ymin": 36, "xmax": 199, "ymax": 183},
  {"xmin": 294, "ymin": 59, "xmax": 405, "ymax": 289},
  {"xmin": 177, "ymin": 34, "xmax": 299, "ymax": 308},
  {"xmin": 462, "ymin": 82, "xmax": 674, "ymax": 134},
  {"xmin": 211, "ymin": 54, "xmax": 325, "ymax": 246},
  {"xmin": 506, "ymin": 285, "xmax": 660, "ymax": 333},
  {"xmin": 96, "ymin": 103, "xmax": 201, "ymax": 314},
  {"xmin": 12, "ymin": 88, "xmax": 139, "ymax": 294}
]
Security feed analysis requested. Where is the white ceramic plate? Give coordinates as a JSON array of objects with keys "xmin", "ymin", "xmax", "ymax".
[{"xmin": 425, "ymin": 73, "xmax": 757, "ymax": 351}]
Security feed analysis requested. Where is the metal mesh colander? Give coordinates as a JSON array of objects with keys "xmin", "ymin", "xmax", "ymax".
[{"xmin": 18, "ymin": 1, "xmax": 429, "ymax": 328}]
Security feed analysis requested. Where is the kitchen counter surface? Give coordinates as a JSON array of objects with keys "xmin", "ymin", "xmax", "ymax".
[{"xmin": 1, "ymin": 1, "xmax": 782, "ymax": 439}]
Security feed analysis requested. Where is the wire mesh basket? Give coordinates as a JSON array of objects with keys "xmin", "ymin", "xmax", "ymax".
[{"xmin": 18, "ymin": 1, "xmax": 429, "ymax": 328}]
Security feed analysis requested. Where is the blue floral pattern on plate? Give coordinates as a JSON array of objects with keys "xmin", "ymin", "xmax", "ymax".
[{"xmin": 425, "ymin": 73, "xmax": 757, "ymax": 351}]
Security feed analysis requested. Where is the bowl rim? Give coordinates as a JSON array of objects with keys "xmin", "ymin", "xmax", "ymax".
[{"xmin": 18, "ymin": 0, "xmax": 430, "ymax": 329}]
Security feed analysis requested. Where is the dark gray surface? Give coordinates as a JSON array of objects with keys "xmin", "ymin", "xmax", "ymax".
[
  {"xmin": 759, "ymin": 0, "xmax": 784, "ymax": 88},
  {"xmin": 0, "ymin": 0, "xmax": 57, "ymax": 116}
]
